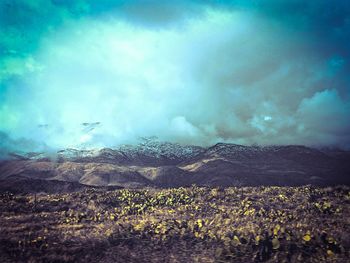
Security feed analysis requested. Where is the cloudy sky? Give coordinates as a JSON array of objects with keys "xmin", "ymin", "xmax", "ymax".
[{"xmin": 0, "ymin": 0, "xmax": 349, "ymax": 152}]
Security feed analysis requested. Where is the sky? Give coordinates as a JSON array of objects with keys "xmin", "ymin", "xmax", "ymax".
[{"xmin": 0, "ymin": 0, "xmax": 350, "ymax": 154}]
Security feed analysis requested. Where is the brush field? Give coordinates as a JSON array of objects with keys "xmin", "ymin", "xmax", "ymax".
[{"xmin": 0, "ymin": 186, "xmax": 349, "ymax": 262}]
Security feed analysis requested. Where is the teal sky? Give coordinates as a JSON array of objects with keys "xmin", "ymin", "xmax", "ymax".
[{"xmin": 0, "ymin": 0, "xmax": 350, "ymax": 153}]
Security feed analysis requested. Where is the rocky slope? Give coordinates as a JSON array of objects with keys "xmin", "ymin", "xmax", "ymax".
[{"xmin": 0, "ymin": 139, "xmax": 349, "ymax": 192}]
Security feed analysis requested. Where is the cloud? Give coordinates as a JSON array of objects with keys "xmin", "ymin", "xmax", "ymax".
[
  {"xmin": 0, "ymin": 1, "xmax": 349, "ymax": 152},
  {"xmin": 296, "ymin": 89, "xmax": 350, "ymax": 145},
  {"xmin": 0, "ymin": 131, "xmax": 50, "ymax": 159}
]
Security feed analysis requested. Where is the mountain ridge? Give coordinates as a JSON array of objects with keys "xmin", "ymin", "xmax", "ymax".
[{"xmin": 1, "ymin": 140, "xmax": 349, "ymax": 192}]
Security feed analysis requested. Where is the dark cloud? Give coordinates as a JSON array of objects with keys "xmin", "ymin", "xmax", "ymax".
[{"xmin": 0, "ymin": 0, "xmax": 349, "ymax": 153}]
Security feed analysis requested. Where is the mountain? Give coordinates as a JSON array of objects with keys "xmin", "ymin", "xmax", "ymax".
[
  {"xmin": 0, "ymin": 139, "xmax": 349, "ymax": 192},
  {"xmin": 56, "ymin": 138, "xmax": 205, "ymax": 165}
]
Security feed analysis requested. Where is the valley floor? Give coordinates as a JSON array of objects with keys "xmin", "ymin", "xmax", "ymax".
[{"xmin": 0, "ymin": 186, "xmax": 349, "ymax": 262}]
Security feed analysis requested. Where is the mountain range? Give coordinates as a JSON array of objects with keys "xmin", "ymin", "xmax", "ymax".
[{"xmin": 0, "ymin": 138, "xmax": 349, "ymax": 193}]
